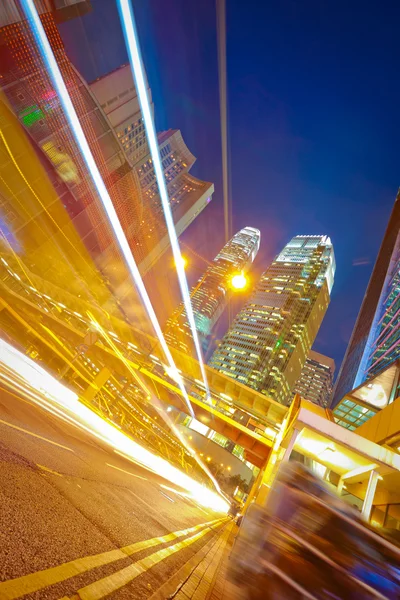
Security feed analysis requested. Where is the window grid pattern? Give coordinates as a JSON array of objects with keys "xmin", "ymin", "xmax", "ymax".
[{"xmin": 209, "ymin": 236, "xmax": 335, "ymax": 405}]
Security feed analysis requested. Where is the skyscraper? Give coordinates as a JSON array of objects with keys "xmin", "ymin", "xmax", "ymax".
[
  {"xmin": 292, "ymin": 350, "xmax": 335, "ymax": 407},
  {"xmin": 164, "ymin": 227, "xmax": 260, "ymax": 355},
  {"xmin": 332, "ymin": 192, "xmax": 400, "ymax": 406},
  {"xmin": 209, "ymin": 235, "xmax": 335, "ymax": 405},
  {"xmin": 89, "ymin": 66, "xmax": 214, "ymax": 275},
  {"xmin": 0, "ymin": 4, "xmax": 213, "ymax": 285}
]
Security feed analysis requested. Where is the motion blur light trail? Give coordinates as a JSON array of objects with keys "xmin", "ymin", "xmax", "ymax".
[
  {"xmin": 117, "ymin": 0, "xmax": 212, "ymax": 403},
  {"xmin": 0, "ymin": 338, "xmax": 229, "ymax": 513},
  {"xmin": 87, "ymin": 313, "xmax": 226, "ymax": 498},
  {"xmin": 20, "ymin": 0, "xmax": 195, "ymax": 420}
]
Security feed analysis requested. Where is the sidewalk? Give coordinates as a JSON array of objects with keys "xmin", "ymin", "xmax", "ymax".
[{"xmin": 154, "ymin": 520, "xmax": 244, "ymax": 600}]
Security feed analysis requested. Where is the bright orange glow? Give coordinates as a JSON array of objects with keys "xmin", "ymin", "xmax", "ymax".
[
  {"xmin": 175, "ymin": 255, "xmax": 188, "ymax": 269},
  {"xmin": 0, "ymin": 337, "xmax": 229, "ymax": 513},
  {"xmin": 231, "ymin": 273, "xmax": 247, "ymax": 290}
]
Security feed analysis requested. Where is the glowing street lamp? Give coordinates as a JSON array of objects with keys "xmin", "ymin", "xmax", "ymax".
[
  {"xmin": 175, "ymin": 255, "xmax": 188, "ymax": 269},
  {"xmin": 231, "ymin": 272, "xmax": 247, "ymax": 290}
]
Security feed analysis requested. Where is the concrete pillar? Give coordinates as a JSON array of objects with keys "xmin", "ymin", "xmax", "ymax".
[
  {"xmin": 241, "ymin": 465, "xmax": 265, "ymax": 513},
  {"xmin": 255, "ymin": 428, "xmax": 300, "ymax": 507},
  {"xmin": 361, "ymin": 470, "xmax": 379, "ymax": 521},
  {"xmin": 281, "ymin": 428, "xmax": 300, "ymax": 463},
  {"xmin": 323, "ymin": 468, "xmax": 331, "ymax": 482},
  {"xmin": 81, "ymin": 367, "xmax": 112, "ymax": 402}
]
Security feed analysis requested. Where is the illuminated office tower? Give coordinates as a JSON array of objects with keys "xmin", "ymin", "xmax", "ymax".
[
  {"xmin": 89, "ymin": 67, "xmax": 214, "ymax": 274},
  {"xmin": 292, "ymin": 350, "xmax": 335, "ymax": 407},
  {"xmin": 209, "ymin": 235, "xmax": 335, "ymax": 405},
  {"xmin": 333, "ymin": 192, "xmax": 400, "ymax": 406},
  {"xmin": 164, "ymin": 227, "xmax": 260, "ymax": 355}
]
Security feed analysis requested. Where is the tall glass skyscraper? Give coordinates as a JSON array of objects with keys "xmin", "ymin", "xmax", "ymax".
[
  {"xmin": 209, "ymin": 235, "xmax": 335, "ymax": 405},
  {"xmin": 333, "ymin": 192, "xmax": 400, "ymax": 406},
  {"xmin": 165, "ymin": 227, "xmax": 260, "ymax": 355},
  {"xmin": 367, "ymin": 242, "xmax": 400, "ymax": 378}
]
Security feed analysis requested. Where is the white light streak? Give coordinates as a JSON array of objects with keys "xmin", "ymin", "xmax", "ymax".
[
  {"xmin": 117, "ymin": 0, "xmax": 211, "ymax": 401},
  {"xmin": 21, "ymin": 0, "xmax": 195, "ymax": 419},
  {"xmin": 0, "ymin": 337, "xmax": 228, "ymax": 512}
]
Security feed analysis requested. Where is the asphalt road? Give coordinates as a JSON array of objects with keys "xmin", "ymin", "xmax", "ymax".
[{"xmin": 0, "ymin": 382, "xmax": 225, "ymax": 600}]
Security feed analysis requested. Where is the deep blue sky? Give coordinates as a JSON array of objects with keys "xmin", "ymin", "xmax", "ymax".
[{"xmin": 60, "ymin": 0, "xmax": 400, "ymax": 373}]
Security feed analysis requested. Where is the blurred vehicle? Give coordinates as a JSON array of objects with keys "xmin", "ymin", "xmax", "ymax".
[{"xmin": 229, "ymin": 462, "xmax": 400, "ymax": 599}]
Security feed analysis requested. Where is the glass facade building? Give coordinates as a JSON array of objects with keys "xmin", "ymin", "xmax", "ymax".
[
  {"xmin": 292, "ymin": 350, "xmax": 335, "ymax": 407},
  {"xmin": 333, "ymin": 360, "xmax": 400, "ymax": 431},
  {"xmin": 165, "ymin": 227, "xmax": 260, "ymax": 355},
  {"xmin": 89, "ymin": 67, "xmax": 214, "ymax": 275},
  {"xmin": 0, "ymin": 4, "xmax": 213, "ymax": 285},
  {"xmin": 333, "ymin": 192, "xmax": 400, "ymax": 406},
  {"xmin": 209, "ymin": 235, "xmax": 335, "ymax": 405},
  {"xmin": 365, "ymin": 234, "xmax": 400, "ymax": 378}
]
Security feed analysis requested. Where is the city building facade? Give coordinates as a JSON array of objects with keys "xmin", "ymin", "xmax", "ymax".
[
  {"xmin": 0, "ymin": 3, "xmax": 213, "ymax": 288},
  {"xmin": 209, "ymin": 235, "xmax": 335, "ymax": 405},
  {"xmin": 164, "ymin": 227, "xmax": 260, "ymax": 355},
  {"xmin": 333, "ymin": 192, "xmax": 400, "ymax": 406},
  {"xmin": 89, "ymin": 66, "xmax": 214, "ymax": 275},
  {"xmin": 292, "ymin": 350, "xmax": 335, "ymax": 407}
]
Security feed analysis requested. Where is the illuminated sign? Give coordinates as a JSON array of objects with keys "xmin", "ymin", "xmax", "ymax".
[{"xmin": 19, "ymin": 105, "xmax": 45, "ymax": 127}]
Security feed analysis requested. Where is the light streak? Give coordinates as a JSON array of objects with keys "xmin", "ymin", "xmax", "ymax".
[
  {"xmin": 87, "ymin": 314, "xmax": 225, "ymax": 498},
  {"xmin": 116, "ymin": 0, "xmax": 211, "ymax": 402},
  {"xmin": 0, "ymin": 337, "xmax": 228, "ymax": 513},
  {"xmin": 20, "ymin": 0, "xmax": 195, "ymax": 419}
]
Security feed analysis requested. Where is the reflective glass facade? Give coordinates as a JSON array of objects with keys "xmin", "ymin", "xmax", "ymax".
[
  {"xmin": 333, "ymin": 361, "xmax": 400, "ymax": 431},
  {"xmin": 333, "ymin": 192, "xmax": 400, "ymax": 406},
  {"xmin": 366, "ymin": 238, "xmax": 400, "ymax": 378}
]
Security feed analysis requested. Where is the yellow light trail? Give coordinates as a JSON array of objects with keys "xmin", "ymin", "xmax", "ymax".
[
  {"xmin": 86, "ymin": 313, "xmax": 227, "ymax": 499},
  {"xmin": 0, "ymin": 337, "xmax": 229, "ymax": 513},
  {"xmin": 117, "ymin": 0, "xmax": 212, "ymax": 402},
  {"xmin": 21, "ymin": 0, "xmax": 197, "ymax": 422}
]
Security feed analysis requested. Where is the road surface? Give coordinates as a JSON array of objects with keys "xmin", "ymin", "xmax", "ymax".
[{"xmin": 0, "ymin": 382, "xmax": 225, "ymax": 600}]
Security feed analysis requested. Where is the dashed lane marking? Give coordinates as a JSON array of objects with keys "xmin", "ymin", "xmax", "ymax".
[
  {"xmin": 0, "ymin": 417, "xmax": 74, "ymax": 452},
  {"xmin": 105, "ymin": 462, "xmax": 147, "ymax": 480},
  {"xmin": 37, "ymin": 464, "xmax": 64, "ymax": 477}
]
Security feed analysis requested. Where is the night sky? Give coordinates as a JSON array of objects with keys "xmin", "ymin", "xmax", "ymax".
[{"xmin": 59, "ymin": 0, "xmax": 400, "ymax": 374}]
